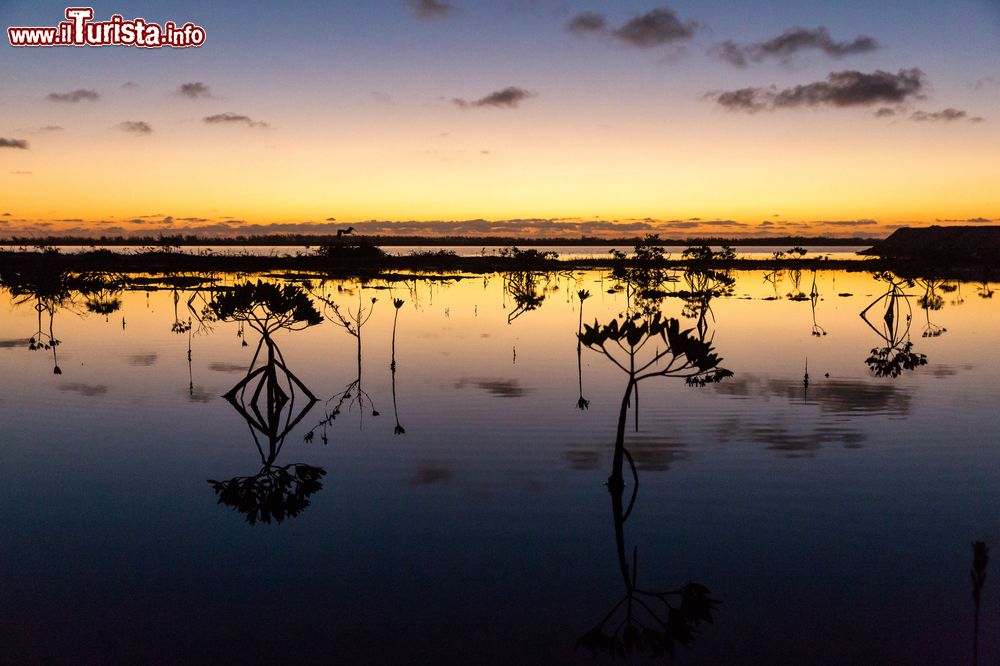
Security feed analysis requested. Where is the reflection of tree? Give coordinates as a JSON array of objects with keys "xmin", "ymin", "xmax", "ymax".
[
  {"xmin": 391, "ymin": 297, "xmax": 405, "ymax": 435},
  {"xmin": 0, "ymin": 264, "xmax": 74, "ymax": 375},
  {"xmin": 576, "ymin": 290, "xmax": 592, "ymax": 410},
  {"xmin": 307, "ymin": 287, "xmax": 379, "ymax": 441},
  {"xmin": 860, "ymin": 273, "xmax": 927, "ymax": 377},
  {"xmin": 578, "ymin": 459, "xmax": 720, "ymax": 660},
  {"xmin": 674, "ymin": 266, "xmax": 735, "ymax": 341},
  {"xmin": 184, "ymin": 285, "xmax": 219, "ymax": 399},
  {"xmin": 787, "ymin": 268, "xmax": 808, "ymax": 301},
  {"xmin": 577, "ymin": 322, "xmax": 724, "ymax": 659},
  {"xmin": 610, "ymin": 235, "xmax": 677, "ymax": 317},
  {"xmin": 504, "ymin": 271, "xmax": 545, "ymax": 324},
  {"xmin": 809, "ymin": 271, "xmax": 827, "ymax": 337},
  {"xmin": 917, "ymin": 278, "xmax": 947, "ymax": 338},
  {"xmin": 977, "ymin": 282, "xmax": 993, "ymax": 299},
  {"xmin": 763, "ymin": 268, "xmax": 783, "ymax": 301},
  {"xmin": 79, "ymin": 273, "xmax": 124, "ymax": 319},
  {"xmin": 207, "ymin": 281, "xmax": 324, "ymax": 525}
]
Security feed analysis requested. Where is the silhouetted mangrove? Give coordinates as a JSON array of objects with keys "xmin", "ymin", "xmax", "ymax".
[
  {"xmin": 206, "ymin": 281, "xmax": 325, "ymax": 524},
  {"xmin": 578, "ymin": 311, "xmax": 732, "ymax": 490}
]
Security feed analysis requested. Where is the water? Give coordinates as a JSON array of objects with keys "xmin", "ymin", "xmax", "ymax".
[{"xmin": 1, "ymin": 268, "xmax": 997, "ymax": 664}]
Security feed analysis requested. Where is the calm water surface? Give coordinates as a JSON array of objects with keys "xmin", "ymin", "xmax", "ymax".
[{"xmin": 1, "ymin": 268, "xmax": 998, "ymax": 664}]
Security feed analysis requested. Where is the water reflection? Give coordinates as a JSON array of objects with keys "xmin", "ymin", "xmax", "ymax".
[
  {"xmin": 577, "ymin": 307, "xmax": 727, "ymax": 658},
  {"xmin": 504, "ymin": 270, "xmax": 546, "ymax": 323},
  {"xmin": 0, "ymin": 262, "xmax": 73, "ymax": 374},
  {"xmin": 917, "ymin": 278, "xmax": 948, "ymax": 338},
  {"xmin": 206, "ymin": 281, "xmax": 325, "ymax": 524},
  {"xmin": 860, "ymin": 273, "xmax": 928, "ymax": 377},
  {"xmin": 308, "ymin": 286, "xmax": 379, "ymax": 441},
  {"xmin": 973, "ymin": 541, "xmax": 989, "ymax": 666},
  {"xmin": 391, "ymin": 297, "xmax": 406, "ymax": 435},
  {"xmin": 809, "ymin": 271, "xmax": 827, "ymax": 337},
  {"xmin": 576, "ymin": 289, "xmax": 592, "ymax": 410}
]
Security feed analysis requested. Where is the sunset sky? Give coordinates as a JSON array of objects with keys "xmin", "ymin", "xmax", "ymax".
[{"xmin": 1, "ymin": 0, "xmax": 999, "ymax": 238}]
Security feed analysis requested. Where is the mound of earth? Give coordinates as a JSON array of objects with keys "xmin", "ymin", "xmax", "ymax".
[{"xmin": 861, "ymin": 226, "xmax": 1000, "ymax": 264}]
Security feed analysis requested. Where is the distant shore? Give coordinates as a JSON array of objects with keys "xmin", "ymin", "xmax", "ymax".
[{"xmin": 0, "ymin": 234, "xmax": 879, "ymax": 247}]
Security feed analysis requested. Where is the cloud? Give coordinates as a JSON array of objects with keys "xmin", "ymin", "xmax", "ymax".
[
  {"xmin": 567, "ymin": 11, "xmax": 606, "ymax": 34},
  {"xmin": 9, "ymin": 170, "xmax": 32, "ymax": 175},
  {"xmin": 566, "ymin": 7, "xmax": 698, "ymax": 48},
  {"xmin": 711, "ymin": 68, "xmax": 924, "ymax": 112},
  {"xmin": 0, "ymin": 138, "xmax": 29, "ymax": 149},
  {"xmin": 713, "ymin": 27, "xmax": 878, "ymax": 67},
  {"xmin": 117, "ymin": 121, "xmax": 152, "ymax": 134},
  {"xmin": 202, "ymin": 113, "xmax": 270, "ymax": 128},
  {"xmin": 453, "ymin": 86, "xmax": 535, "ymax": 109},
  {"xmin": 910, "ymin": 108, "xmax": 984, "ymax": 123},
  {"xmin": 325, "ymin": 217, "xmax": 337, "ymax": 222},
  {"xmin": 405, "ymin": 0, "xmax": 454, "ymax": 19},
  {"xmin": 47, "ymin": 89, "xmax": 100, "ymax": 103},
  {"xmin": 176, "ymin": 82, "xmax": 211, "ymax": 99},
  {"xmin": 971, "ymin": 76, "xmax": 1000, "ymax": 91},
  {"xmin": 821, "ymin": 219, "xmax": 878, "ymax": 227},
  {"xmin": 875, "ymin": 107, "xmax": 897, "ymax": 117},
  {"xmin": 2, "ymin": 212, "xmax": 10, "ymax": 216},
  {"xmin": 935, "ymin": 217, "xmax": 999, "ymax": 223}
]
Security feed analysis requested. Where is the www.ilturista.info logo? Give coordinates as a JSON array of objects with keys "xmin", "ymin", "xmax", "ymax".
[{"xmin": 8, "ymin": 7, "xmax": 205, "ymax": 48}]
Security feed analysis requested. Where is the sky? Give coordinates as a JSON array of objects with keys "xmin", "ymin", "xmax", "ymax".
[{"xmin": 1, "ymin": 0, "xmax": 998, "ymax": 238}]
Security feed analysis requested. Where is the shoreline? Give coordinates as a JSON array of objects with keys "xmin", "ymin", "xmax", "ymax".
[{"xmin": 1, "ymin": 248, "xmax": 996, "ymax": 282}]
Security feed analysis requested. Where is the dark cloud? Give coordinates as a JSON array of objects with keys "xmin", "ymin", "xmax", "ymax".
[
  {"xmin": 0, "ymin": 138, "xmax": 29, "ymax": 149},
  {"xmin": 406, "ymin": 0, "xmax": 454, "ymax": 19},
  {"xmin": 453, "ymin": 86, "xmax": 535, "ymax": 109},
  {"xmin": 910, "ymin": 108, "xmax": 984, "ymax": 123},
  {"xmin": 47, "ymin": 89, "xmax": 100, "ymax": 103},
  {"xmin": 203, "ymin": 113, "xmax": 270, "ymax": 128},
  {"xmin": 117, "ymin": 121, "xmax": 152, "ymax": 134},
  {"xmin": 875, "ymin": 107, "xmax": 897, "ymax": 117},
  {"xmin": 2, "ymin": 212, "xmax": 10, "ymax": 216},
  {"xmin": 971, "ymin": 76, "xmax": 1000, "ymax": 91},
  {"xmin": 711, "ymin": 68, "xmax": 924, "ymax": 112},
  {"xmin": 713, "ymin": 27, "xmax": 878, "ymax": 67},
  {"xmin": 122, "ymin": 81, "xmax": 139, "ymax": 89},
  {"xmin": 566, "ymin": 7, "xmax": 698, "ymax": 48},
  {"xmin": 177, "ymin": 82, "xmax": 211, "ymax": 99},
  {"xmin": 567, "ymin": 11, "xmax": 606, "ymax": 33}
]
